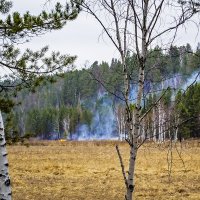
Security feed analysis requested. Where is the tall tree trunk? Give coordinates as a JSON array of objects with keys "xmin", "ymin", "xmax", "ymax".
[
  {"xmin": 126, "ymin": 66, "xmax": 145, "ymax": 200},
  {"xmin": 0, "ymin": 111, "xmax": 12, "ymax": 200},
  {"xmin": 126, "ymin": 145, "xmax": 137, "ymax": 200},
  {"xmin": 126, "ymin": 0, "xmax": 148, "ymax": 197},
  {"xmin": 153, "ymin": 107, "xmax": 157, "ymax": 142}
]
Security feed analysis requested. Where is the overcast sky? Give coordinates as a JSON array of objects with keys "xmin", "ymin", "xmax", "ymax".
[
  {"xmin": 11, "ymin": 0, "xmax": 118, "ymax": 69},
  {"xmin": 7, "ymin": 0, "xmax": 200, "ymax": 69}
]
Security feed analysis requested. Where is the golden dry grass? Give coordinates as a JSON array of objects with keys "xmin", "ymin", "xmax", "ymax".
[{"xmin": 7, "ymin": 140, "xmax": 200, "ymax": 200}]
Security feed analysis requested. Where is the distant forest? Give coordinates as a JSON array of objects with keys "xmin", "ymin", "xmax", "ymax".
[{"xmin": 4, "ymin": 43, "xmax": 200, "ymax": 141}]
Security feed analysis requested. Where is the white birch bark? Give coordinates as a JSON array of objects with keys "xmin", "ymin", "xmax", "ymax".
[
  {"xmin": 63, "ymin": 116, "xmax": 70, "ymax": 139},
  {"xmin": 163, "ymin": 111, "xmax": 166, "ymax": 141},
  {"xmin": 0, "ymin": 111, "xmax": 12, "ymax": 200},
  {"xmin": 174, "ymin": 126, "xmax": 178, "ymax": 141},
  {"xmin": 116, "ymin": 106, "xmax": 126, "ymax": 141},
  {"xmin": 158, "ymin": 101, "xmax": 164, "ymax": 143},
  {"xmin": 174, "ymin": 115, "xmax": 179, "ymax": 141},
  {"xmin": 153, "ymin": 107, "xmax": 157, "ymax": 142},
  {"xmin": 126, "ymin": 0, "xmax": 148, "ymax": 197}
]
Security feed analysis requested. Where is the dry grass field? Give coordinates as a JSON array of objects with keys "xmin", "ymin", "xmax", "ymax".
[{"xmin": 7, "ymin": 140, "xmax": 200, "ymax": 200}]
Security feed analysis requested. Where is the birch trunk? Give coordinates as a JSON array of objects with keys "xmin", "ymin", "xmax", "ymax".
[
  {"xmin": 126, "ymin": 69, "xmax": 144, "ymax": 200},
  {"xmin": 115, "ymin": 107, "xmax": 122, "ymax": 141},
  {"xmin": 158, "ymin": 101, "xmax": 163, "ymax": 143},
  {"xmin": 174, "ymin": 115, "xmax": 179, "ymax": 141},
  {"xmin": 116, "ymin": 107, "xmax": 126, "ymax": 141},
  {"xmin": 0, "ymin": 111, "xmax": 12, "ymax": 200},
  {"xmin": 126, "ymin": 145, "xmax": 137, "ymax": 200},
  {"xmin": 126, "ymin": 0, "xmax": 148, "ymax": 197},
  {"xmin": 63, "ymin": 116, "xmax": 70, "ymax": 139},
  {"xmin": 153, "ymin": 107, "xmax": 157, "ymax": 142}
]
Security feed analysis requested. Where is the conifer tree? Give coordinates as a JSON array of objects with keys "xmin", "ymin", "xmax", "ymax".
[{"xmin": 0, "ymin": 1, "xmax": 81, "ymax": 199}]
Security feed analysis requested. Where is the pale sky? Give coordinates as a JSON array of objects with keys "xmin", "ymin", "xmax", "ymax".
[
  {"xmin": 4, "ymin": 0, "xmax": 200, "ymax": 69},
  {"xmin": 11, "ymin": 0, "xmax": 118, "ymax": 69}
]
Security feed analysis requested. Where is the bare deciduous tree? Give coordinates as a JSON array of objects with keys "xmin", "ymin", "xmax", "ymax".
[{"xmin": 77, "ymin": 0, "xmax": 200, "ymax": 199}]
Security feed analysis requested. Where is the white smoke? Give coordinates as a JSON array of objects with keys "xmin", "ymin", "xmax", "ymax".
[
  {"xmin": 182, "ymin": 70, "xmax": 200, "ymax": 91},
  {"xmin": 69, "ymin": 90, "xmax": 118, "ymax": 140},
  {"xmin": 70, "ymin": 70, "xmax": 200, "ymax": 140}
]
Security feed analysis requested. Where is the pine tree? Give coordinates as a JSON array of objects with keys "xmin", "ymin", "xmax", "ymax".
[{"xmin": 0, "ymin": 1, "xmax": 81, "ymax": 199}]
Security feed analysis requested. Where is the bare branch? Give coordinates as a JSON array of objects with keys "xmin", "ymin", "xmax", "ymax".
[{"xmin": 116, "ymin": 145, "xmax": 128, "ymax": 189}]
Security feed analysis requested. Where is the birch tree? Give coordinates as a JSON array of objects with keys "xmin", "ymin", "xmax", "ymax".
[
  {"xmin": 115, "ymin": 105, "xmax": 126, "ymax": 140},
  {"xmin": 77, "ymin": 0, "xmax": 200, "ymax": 199},
  {"xmin": 0, "ymin": 111, "xmax": 11, "ymax": 200}
]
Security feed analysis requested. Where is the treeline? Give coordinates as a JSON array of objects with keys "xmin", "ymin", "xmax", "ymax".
[
  {"xmin": 4, "ymin": 43, "xmax": 200, "ymax": 141},
  {"xmin": 176, "ymin": 83, "xmax": 200, "ymax": 138},
  {"xmin": 5, "ymin": 106, "xmax": 92, "ymax": 140},
  {"xmin": 138, "ymin": 83, "xmax": 200, "ymax": 142}
]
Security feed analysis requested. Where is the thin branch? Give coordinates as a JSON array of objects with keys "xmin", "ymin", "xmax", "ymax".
[
  {"xmin": 116, "ymin": 145, "xmax": 128, "ymax": 189},
  {"xmin": 140, "ymin": 87, "xmax": 170, "ymax": 122}
]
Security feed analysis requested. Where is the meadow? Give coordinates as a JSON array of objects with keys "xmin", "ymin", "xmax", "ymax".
[{"xmin": 7, "ymin": 140, "xmax": 200, "ymax": 200}]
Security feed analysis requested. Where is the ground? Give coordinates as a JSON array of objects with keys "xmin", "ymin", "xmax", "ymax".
[{"xmin": 7, "ymin": 140, "xmax": 200, "ymax": 200}]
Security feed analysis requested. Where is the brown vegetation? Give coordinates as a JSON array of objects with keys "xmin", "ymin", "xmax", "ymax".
[{"xmin": 8, "ymin": 140, "xmax": 200, "ymax": 200}]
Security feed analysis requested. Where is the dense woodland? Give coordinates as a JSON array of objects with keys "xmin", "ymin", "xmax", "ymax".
[
  {"xmin": 4, "ymin": 43, "xmax": 200, "ymax": 141},
  {"xmin": 1, "ymin": 1, "xmax": 200, "ymax": 200}
]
